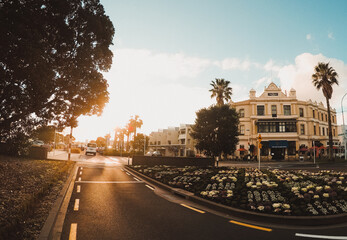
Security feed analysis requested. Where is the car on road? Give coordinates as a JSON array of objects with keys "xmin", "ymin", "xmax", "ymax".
[
  {"xmin": 145, "ymin": 151, "xmax": 162, "ymax": 156},
  {"xmin": 31, "ymin": 140, "xmax": 45, "ymax": 147},
  {"xmin": 86, "ymin": 143, "xmax": 97, "ymax": 156}
]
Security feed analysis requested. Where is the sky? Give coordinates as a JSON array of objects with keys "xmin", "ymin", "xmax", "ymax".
[{"xmin": 72, "ymin": 0, "xmax": 347, "ymax": 142}]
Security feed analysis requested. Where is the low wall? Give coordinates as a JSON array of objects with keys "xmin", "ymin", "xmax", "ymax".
[
  {"xmin": 29, "ymin": 146, "xmax": 48, "ymax": 160},
  {"xmin": 132, "ymin": 156, "xmax": 214, "ymax": 167}
]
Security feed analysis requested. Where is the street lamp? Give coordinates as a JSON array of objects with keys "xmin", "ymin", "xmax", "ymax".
[{"xmin": 342, "ymin": 92, "xmax": 347, "ymax": 160}]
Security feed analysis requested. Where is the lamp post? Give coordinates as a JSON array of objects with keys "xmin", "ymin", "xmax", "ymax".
[{"xmin": 342, "ymin": 92, "xmax": 347, "ymax": 160}]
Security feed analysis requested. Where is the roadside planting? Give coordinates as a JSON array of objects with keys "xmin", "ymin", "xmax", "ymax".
[{"xmin": 130, "ymin": 165, "xmax": 347, "ymax": 216}]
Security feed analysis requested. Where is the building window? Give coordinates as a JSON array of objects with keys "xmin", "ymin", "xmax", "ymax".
[
  {"xmin": 322, "ymin": 127, "xmax": 325, "ymax": 136},
  {"xmin": 299, "ymin": 108, "xmax": 304, "ymax": 117},
  {"xmin": 257, "ymin": 105, "xmax": 264, "ymax": 116},
  {"xmin": 257, "ymin": 121, "xmax": 296, "ymax": 133},
  {"xmin": 325, "ymin": 114, "xmax": 327, "ymax": 121},
  {"xmin": 239, "ymin": 109, "xmax": 245, "ymax": 118},
  {"xmin": 279, "ymin": 122, "xmax": 285, "ymax": 132},
  {"xmin": 283, "ymin": 105, "xmax": 291, "ymax": 115},
  {"xmin": 180, "ymin": 139, "xmax": 185, "ymax": 144},
  {"xmin": 168, "ymin": 140, "xmax": 171, "ymax": 145},
  {"xmin": 333, "ymin": 128, "xmax": 336, "ymax": 137},
  {"xmin": 239, "ymin": 125, "xmax": 245, "ymax": 135},
  {"xmin": 314, "ymin": 125, "xmax": 316, "ymax": 135},
  {"xmin": 300, "ymin": 124, "xmax": 305, "ymax": 135},
  {"xmin": 332, "ymin": 115, "xmax": 335, "ymax": 123},
  {"xmin": 321, "ymin": 113, "xmax": 324, "ymax": 121},
  {"xmin": 271, "ymin": 105, "xmax": 277, "ymax": 117},
  {"xmin": 269, "ymin": 122, "xmax": 276, "ymax": 132},
  {"xmin": 313, "ymin": 109, "xmax": 315, "ymax": 118}
]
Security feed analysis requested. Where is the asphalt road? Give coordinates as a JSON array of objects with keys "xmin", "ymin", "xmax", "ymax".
[{"xmin": 60, "ymin": 155, "xmax": 347, "ymax": 240}]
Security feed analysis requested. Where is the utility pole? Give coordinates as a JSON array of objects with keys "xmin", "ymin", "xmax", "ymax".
[
  {"xmin": 68, "ymin": 127, "xmax": 73, "ymax": 161},
  {"xmin": 257, "ymin": 134, "xmax": 262, "ymax": 169}
]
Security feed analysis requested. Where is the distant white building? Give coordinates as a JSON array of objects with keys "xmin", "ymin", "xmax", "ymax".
[{"xmin": 148, "ymin": 124, "xmax": 196, "ymax": 157}]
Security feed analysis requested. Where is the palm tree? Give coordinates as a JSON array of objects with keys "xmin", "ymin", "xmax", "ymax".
[
  {"xmin": 209, "ymin": 78, "xmax": 232, "ymax": 106},
  {"xmin": 129, "ymin": 115, "xmax": 143, "ymax": 137},
  {"xmin": 312, "ymin": 62, "xmax": 339, "ymax": 160}
]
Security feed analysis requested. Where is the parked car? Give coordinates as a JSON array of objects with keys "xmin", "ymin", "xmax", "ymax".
[
  {"xmin": 86, "ymin": 143, "xmax": 97, "ymax": 156},
  {"xmin": 145, "ymin": 151, "xmax": 162, "ymax": 156},
  {"xmin": 31, "ymin": 140, "xmax": 45, "ymax": 147}
]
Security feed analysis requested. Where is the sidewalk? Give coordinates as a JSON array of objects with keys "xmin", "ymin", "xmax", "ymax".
[{"xmin": 47, "ymin": 150, "xmax": 82, "ymax": 161}]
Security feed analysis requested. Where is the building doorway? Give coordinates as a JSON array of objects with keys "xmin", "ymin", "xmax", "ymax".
[{"xmin": 271, "ymin": 148, "xmax": 285, "ymax": 160}]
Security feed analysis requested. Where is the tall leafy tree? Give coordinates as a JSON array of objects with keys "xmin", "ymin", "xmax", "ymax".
[
  {"xmin": 191, "ymin": 105, "xmax": 239, "ymax": 159},
  {"xmin": 129, "ymin": 115, "xmax": 143, "ymax": 137},
  {"xmin": 0, "ymin": 0, "xmax": 114, "ymax": 155},
  {"xmin": 312, "ymin": 62, "xmax": 339, "ymax": 160},
  {"xmin": 209, "ymin": 78, "xmax": 232, "ymax": 106}
]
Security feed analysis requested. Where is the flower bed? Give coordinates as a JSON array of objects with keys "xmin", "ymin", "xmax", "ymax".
[{"xmin": 130, "ymin": 165, "xmax": 347, "ymax": 216}]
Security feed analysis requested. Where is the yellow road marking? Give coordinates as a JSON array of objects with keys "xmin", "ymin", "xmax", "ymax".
[
  {"xmin": 77, "ymin": 185, "xmax": 81, "ymax": 193},
  {"xmin": 145, "ymin": 184, "xmax": 155, "ymax": 190},
  {"xmin": 229, "ymin": 220, "xmax": 272, "ymax": 232},
  {"xmin": 180, "ymin": 204, "xmax": 205, "ymax": 214},
  {"xmin": 74, "ymin": 199, "xmax": 79, "ymax": 211},
  {"xmin": 69, "ymin": 223, "xmax": 77, "ymax": 240}
]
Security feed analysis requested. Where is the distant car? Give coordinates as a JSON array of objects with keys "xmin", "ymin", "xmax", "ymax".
[
  {"xmin": 31, "ymin": 140, "xmax": 45, "ymax": 147},
  {"xmin": 86, "ymin": 143, "xmax": 97, "ymax": 156},
  {"xmin": 145, "ymin": 151, "xmax": 162, "ymax": 156}
]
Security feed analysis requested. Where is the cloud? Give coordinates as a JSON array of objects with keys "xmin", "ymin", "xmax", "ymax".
[
  {"xmin": 328, "ymin": 32, "xmax": 335, "ymax": 40},
  {"xmin": 306, "ymin": 34, "xmax": 312, "ymax": 40},
  {"xmin": 276, "ymin": 53, "xmax": 347, "ymax": 123},
  {"xmin": 219, "ymin": 58, "xmax": 252, "ymax": 71}
]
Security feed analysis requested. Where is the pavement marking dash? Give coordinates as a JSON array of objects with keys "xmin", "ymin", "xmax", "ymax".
[
  {"xmin": 79, "ymin": 171, "xmax": 82, "ymax": 175},
  {"xmin": 81, "ymin": 167, "xmax": 83, "ymax": 170},
  {"xmin": 78, "ymin": 177, "xmax": 81, "ymax": 181},
  {"xmin": 229, "ymin": 220, "xmax": 272, "ymax": 232},
  {"xmin": 69, "ymin": 223, "xmax": 77, "ymax": 240},
  {"xmin": 295, "ymin": 233, "xmax": 347, "ymax": 239},
  {"xmin": 121, "ymin": 168, "xmax": 124, "ymax": 171},
  {"xmin": 133, "ymin": 177, "xmax": 140, "ymax": 181},
  {"xmin": 145, "ymin": 184, "xmax": 155, "ymax": 190},
  {"xmin": 77, "ymin": 185, "xmax": 81, "ymax": 193},
  {"xmin": 126, "ymin": 172, "xmax": 130, "ymax": 175},
  {"xmin": 180, "ymin": 204, "xmax": 205, "ymax": 214},
  {"xmin": 74, "ymin": 199, "xmax": 79, "ymax": 211}
]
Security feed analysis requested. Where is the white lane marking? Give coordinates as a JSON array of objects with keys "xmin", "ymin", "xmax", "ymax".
[
  {"xmin": 78, "ymin": 177, "xmax": 81, "ymax": 181},
  {"xmin": 295, "ymin": 233, "xmax": 347, "ymax": 239},
  {"xmin": 120, "ymin": 168, "xmax": 124, "ymax": 171},
  {"xmin": 77, "ymin": 185, "xmax": 81, "ymax": 193},
  {"xmin": 133, "ymin": 177, "xmax": 140, "ymax": 181},
  {"xmin": 81, "ymin": 167, "xmax": 83, "ymax": 170},
  {"xmin": 146, "ymin": 184, "xmax": 155, "ymax": 190},
  {"xmin": 76, "ymin": 181, "xmax": 143, "ymax": 184},
  {"xmin": 126, "ymin": 172, "xmax": 130, "ymax": 175},
  {"xmin": 74, "ymin": 199, "xmax": 79, "ymax": 211},
  {"xmin": 69, "ymin": 223, "xmax": 77, "ymax": 240},
  {"xmin": 79, "ymin": 171, "xmax": 82, "ymax": 175}
]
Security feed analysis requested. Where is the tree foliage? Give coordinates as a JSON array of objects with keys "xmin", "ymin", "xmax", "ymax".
[
  {"xmin": 191, "ymin": 105, "xmax": 239, "ymax": 158},
  {"xmin": 0, "ymin": 0, "xmax": 114, "ymax": 155},
  {"xmin": 312, "ymin": 62, "xmax": 339, "ymax": 160},
  {"xmin": 209, "ymin": 78, "xmax": 232, "ymax": 106},
  {"xmin": 131, "ymin": 133, "xmax": 149, "ymax": 154},
  {"xmin": 33, "ymin": 125, "xmax": 55, "ymax": 143}
]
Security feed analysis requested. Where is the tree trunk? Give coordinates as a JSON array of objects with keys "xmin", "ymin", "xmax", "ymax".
[{"xmin": 326, "ymin": 97, "xmax": 334, "ymax": 161}]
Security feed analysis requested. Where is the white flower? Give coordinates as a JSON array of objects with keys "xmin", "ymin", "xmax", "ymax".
[
  {"xmin": 256, "ymin": 182, "xmax": 262, "ymax": 186},
  {"xmin": 323, "ymin": 193, "xmax": 329, "ymax": 198},
  {"xmin": 301, "ymin": 188, "xmax": 307, "ymax": 192},
  {"xmin": 316, "ymin": 186, "xmax": 323, "ymax": 191},
  {"xmin": 257, "ymin": 206, "xmax": 265, "ymax": 211},
  {"xmin": 313, "ymin": 195, "xmax": 320, "ymax": 199},
  {"xmin": 291, "ymin": 187, "xmax": 299, "ymax": 192},
  {"xmin": 324, "ymin": 186, "xmax": 331, "ymax": 190},
  {"xmin": 283, "ymin": 204, "xmax": 291, "ymax": 209},
  {"xmin": 272, "ymin": 203, "xmax": 281, "ymax": 208},
  {"xmin": 339, "ymin": 177, "xmax": 344, "ymax": 180},
  {"xmin": 246, "ymin": 182, "xmax": 253, "ymax": 187},
  {"xmin": 200, "ymin": 191, "xmax": 207, "ymax": 196},
  {"xmin": 337, "ymin": 181, "xmax": 342, "ymax": 185}
]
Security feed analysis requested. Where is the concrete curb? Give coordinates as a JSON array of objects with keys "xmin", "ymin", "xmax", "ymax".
[
  {"xmin": 38, "ymin": 164, "xmax": 79, "ymax": 240},
  {"xmin": 125, "ymin": 166, "xmax": 347, "ymax": 227}
]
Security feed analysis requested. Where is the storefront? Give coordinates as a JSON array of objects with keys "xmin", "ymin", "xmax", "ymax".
[{"xmin": 260, "ymin": 140, "xmax": 296, "ymax": 160}]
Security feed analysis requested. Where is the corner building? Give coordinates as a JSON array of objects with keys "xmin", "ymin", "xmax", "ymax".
[{"xmin": 230, "ymin": 83, "xmax": 338, "ymax": 160}]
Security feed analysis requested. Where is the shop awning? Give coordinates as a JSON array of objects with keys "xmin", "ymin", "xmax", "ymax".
[{"xmin": 269, "ymin": 140, "xmax": 288, "ymax": 148}]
